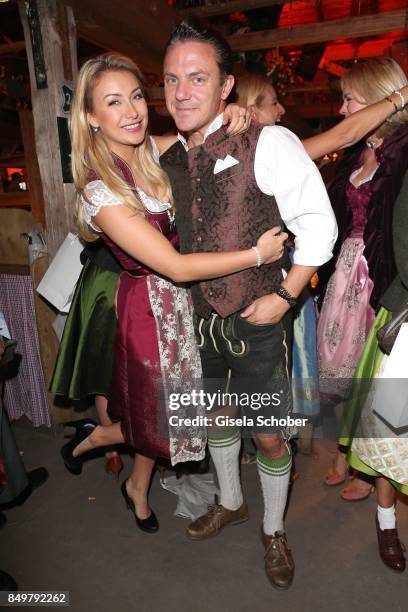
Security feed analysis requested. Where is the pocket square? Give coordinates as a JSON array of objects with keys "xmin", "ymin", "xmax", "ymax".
[{"xmin": 214, "ymin": 155, "xmax": 240, "ymax": 175}]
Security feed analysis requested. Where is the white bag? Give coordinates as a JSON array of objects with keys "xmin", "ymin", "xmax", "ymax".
[
  {"xmin": 36, "ymin": 233, "xmax": 84, "ymax": 313},
  {"xmin": 372, "ymin": 323, "xmax": 408, "ymax": 429},
  {"xmin": 160, "ymin": 473, "xmax": 218, "ymax": 520}
]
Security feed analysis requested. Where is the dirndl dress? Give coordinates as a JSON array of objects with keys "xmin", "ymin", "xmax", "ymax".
[
  {"xmin": 317, "ymin": 170, "xmax": 376, "ymax": 400},
  {"xmin": 81, "ymin": 178, "xmax": 206, "ymax": 465}
]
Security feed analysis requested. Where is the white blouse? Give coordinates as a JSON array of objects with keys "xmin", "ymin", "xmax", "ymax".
[{"xmin": 81, "ymin": 181, "xmax": 172, "ymax": 232}]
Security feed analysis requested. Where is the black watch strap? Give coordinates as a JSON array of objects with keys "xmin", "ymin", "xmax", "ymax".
[{"xmin": 275, "ymin": 286, "xmax": 297, "ymax": 308}]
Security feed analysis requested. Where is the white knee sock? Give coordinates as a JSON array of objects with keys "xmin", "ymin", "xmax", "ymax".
[
  {"xmin": 377, "ymin": 504, "xmax": 396, "ymax": 530},
  {"xmin": 208, "ymin": 429, "xmax": 243, "ymax": 511},
  {"xmin": 257, "ymin": 450, "xmax": 292, "ymax": 535}
]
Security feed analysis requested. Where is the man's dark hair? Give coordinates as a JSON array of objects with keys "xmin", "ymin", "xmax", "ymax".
[{"xmin": 164, "ymin": 16, "xmax": 233, "ymax": 82}]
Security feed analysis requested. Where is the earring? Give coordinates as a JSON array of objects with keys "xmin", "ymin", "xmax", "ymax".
[{"xmin": 92, "ymin": 126, "xmax": 100, "ymax": 133}]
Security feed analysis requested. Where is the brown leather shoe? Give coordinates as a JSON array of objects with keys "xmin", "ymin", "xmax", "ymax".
[
  {"xmin": 262, "ymin": 529, "xmax": 295, "ymax": 590},
  {"xmin": 186, "ymin": 496, "xmax": 248, "ymax": 540},
  {"xmin": 375, "ymin": 515, "xmax": 406, "ymax": 572}
]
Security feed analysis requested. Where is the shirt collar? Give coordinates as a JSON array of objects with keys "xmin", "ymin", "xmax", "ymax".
[{"xmin": 177, "ymin": 113, "xmax": 224, "ymax": 151}]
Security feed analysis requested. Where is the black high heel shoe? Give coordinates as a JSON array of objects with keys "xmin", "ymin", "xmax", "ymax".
[
  {"xmin": 120, "ymin": 480, "xmax": 159, "ymax": 534},
  {"xmin": 61, "ymin": 419, "xmax": 97, "ymax": 475}
]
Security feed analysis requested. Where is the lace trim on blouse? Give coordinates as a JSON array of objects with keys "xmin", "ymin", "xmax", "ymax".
[{"xmin": 81, "ymin": 180, "xmax": 171, "ymax": 232}]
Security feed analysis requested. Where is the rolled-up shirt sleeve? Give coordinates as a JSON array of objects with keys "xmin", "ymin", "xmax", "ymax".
[{"xmin": 255, "ymin": 125, "xmax": 338, "ymax": 266}]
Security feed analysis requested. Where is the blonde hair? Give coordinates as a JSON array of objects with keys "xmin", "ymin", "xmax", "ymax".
[
  {"xmin": 235, "ymin": 73, "xmax": 274, "ymax": 109},
  {"xmin": 341, "ymin": 57, "xmax": 408, "ymax": 139},
  {"xmin": 70, "ymin": 53, "xmax": 173, "ymax": 241}
]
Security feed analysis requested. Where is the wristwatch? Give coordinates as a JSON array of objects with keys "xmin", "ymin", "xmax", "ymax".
[{"xmin": 275, "ymin": 286, "xmax": 297, "ymax": 308}]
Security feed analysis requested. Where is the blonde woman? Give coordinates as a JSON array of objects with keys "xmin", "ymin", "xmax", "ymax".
[{"xmin": 60, "ymin": 53, "xmax": 286, "ymax": 533}]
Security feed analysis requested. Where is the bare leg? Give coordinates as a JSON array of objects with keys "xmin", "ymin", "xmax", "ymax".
[
  {"xmin": 332, "ymin": 448, "xmax": 348, "ymax": 475},
  {"xmin": 72, "ymin": 423, "xmax": 124, "ymax": 457},
  {"xmin": 377, "ymin": 477, "xmax": 396, "ymax": 508},
  {"xmin": 95, "ymin": 395, "xmax": 118, "ymax": 461},
  {"xmin": 125, "ymin": 454, "xmax": 155, "ymax": 520}
]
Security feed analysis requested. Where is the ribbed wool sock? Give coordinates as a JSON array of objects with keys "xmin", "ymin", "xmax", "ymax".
[
  {"xmin": 208, "ymin": 428, "xmax": 243, "ymax": 511},
  {"xmin": 377, "ymin": 504, "xmax": 396, "ymax": 530},
  {"xmin": 257, "ymin": 450, "xmax": 292, "ymax": 535}
]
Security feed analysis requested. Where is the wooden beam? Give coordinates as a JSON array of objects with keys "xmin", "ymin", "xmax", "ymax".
[
  {"xmin": 322, "ymin": 38, "xmax": 397, "ymax": 62},
  {"xmin": 0, "ymin": 41, "xmax": 26, "ymax": 55},
  {"xmin": 0, "ymin": 264, "xmax": 30, "ymax": 275},
  {"xmin": 57, "ymin": 2, "xmax": 77, "ymax": 82},
  {"xmin": 18, "ymin": 0, "xmax": 77, "ymax": 257},
  {"xmin": 177, "ymin": 0, "xmax": 291, "ymax": 18},
  {"xmin": 0, "ymin": 191, "xmax": 30, "ymax": 207},
  {"xmin": 0, "ymin": 104, "xmax": 19, "ymax": 112},
  {"xmin": 19, "ymin": 109, "xmax": 45, "ymax": 226},
  {"xmin": 227, "ymin": 9, "xmax": 407, "ymax": 51}
]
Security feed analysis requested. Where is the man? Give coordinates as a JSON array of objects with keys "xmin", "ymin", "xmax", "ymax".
[{"xmin": 160, "ymin": 17, "xmax": 337, "ymax": 590}]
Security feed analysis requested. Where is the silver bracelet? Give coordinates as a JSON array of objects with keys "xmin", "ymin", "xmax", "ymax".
[
  {"xmin": 393, "ymin": 90, "xmax": 405, "ymax": 110},
  {"xmin": 252, "ymin": 246, "xmax": 263, "ymax": 268}
]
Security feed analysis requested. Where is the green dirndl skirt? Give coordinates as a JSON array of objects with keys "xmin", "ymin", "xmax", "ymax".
[
  {"xmin": 339, "ymin": 306, "xmax": 408, "ymax": 495},
  {"xmin": 49, "ymin": 258, "xmax": 119, "ymax": 400}
]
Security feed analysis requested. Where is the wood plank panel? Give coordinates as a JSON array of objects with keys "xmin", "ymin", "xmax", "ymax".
[
  {"xmin": 61, "ymin": 0, "xmax": 175, "ymax": 73},
  {"xmin": 0, "ymin": 209, "xmax": 41, "ymax": 266},
  {"xmin": 227, "ymin": 9, "xmax": 407, "ymax": 50}
]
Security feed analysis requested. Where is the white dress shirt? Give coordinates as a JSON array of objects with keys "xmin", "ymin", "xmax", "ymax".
[{"xmin": 177, "ymin": 114, "xmax": 338, "ymax": 267}]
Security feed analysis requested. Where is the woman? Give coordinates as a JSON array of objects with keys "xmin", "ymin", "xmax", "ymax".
[
  {"xmin": 51, "ymin": 83, "xmax": 250, "ymax": 478},
  {"xmin": 345, "ymin": 170, "xmax": 408, "ymax": 572},
  {"xmin": 316, "ymin": 58, "xmax": 408, "ymax": 499},
  {"xmin": 60, "ymin": 53, "xmax": 286, "ymax": 533}
]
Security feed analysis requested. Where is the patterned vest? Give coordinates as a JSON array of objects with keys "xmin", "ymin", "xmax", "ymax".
[{"xmin": 160, "ymin": 122, "xmax": 290, "ymax": 318}]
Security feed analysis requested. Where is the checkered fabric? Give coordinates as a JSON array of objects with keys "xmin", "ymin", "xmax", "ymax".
[{"xmin": 0, "ymin": 275, "xmax": 51, "ymax": 427}]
